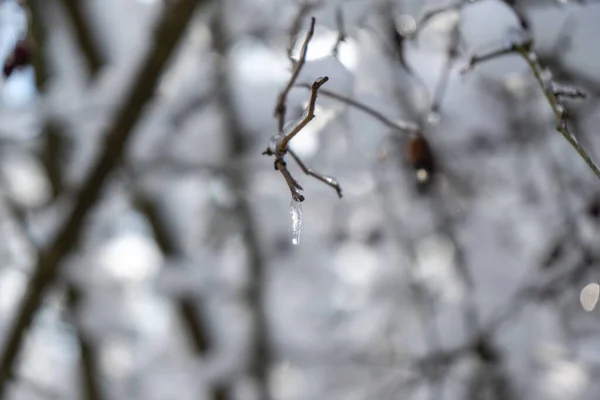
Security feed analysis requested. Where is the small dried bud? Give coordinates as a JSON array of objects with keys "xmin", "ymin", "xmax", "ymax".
[
  {"xmin": 405, "ymin": 134, "xmax": 436, "ymax": 192},
  {"xmin": 405, "ymin": 135, "xmax": 435, "ymax": 172},
  {"xmin": 3, "ymin": 38, "xmax": 32, "ymax": 78}
]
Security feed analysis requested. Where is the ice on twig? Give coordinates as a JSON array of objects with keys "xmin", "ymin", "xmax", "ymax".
[
  {"xmin": 580, "ymin": 283, "xmax": 600, "ymax": 312},
  {"xmin": 290, "ymin": 199, "xmax": 303, "ymax": 245}
]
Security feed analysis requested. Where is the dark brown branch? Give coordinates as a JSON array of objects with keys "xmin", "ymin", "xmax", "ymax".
[
  {"xmin": 463, "ymin": 40, "xmax": 600, "ymax": 180},
  {"xmin": 277, "ymin": 76, "xmax": 328, "ymax": 151},
  {"xmin": 66, "ymin": 285, "xmax": 104, "ymax": 400},
  {"xmin": 0, "ymin": 0, "xmax": 208, "ymax": 395},
  {"xmin": 274, "ymin": 16, "xmax": 316, "ymax": 132},
  {"xmin": 267, "ymin": 77, "xmax": 330, "ymax": 202},
  {"xmin": 287, "ymin": 1, "xmax": 322, "ymax": 63},
  {"xmin": 294, "ymin": 83, "xmax": 419, "ymax": 133},
  {"xmin": 23, "ymin": 0, "xmax": 49, "ymax": 91},
  {"xmin": 288, "ymin": 148, "xmax": 342, "ymax": 198},
  {"xmin": 268, "ymin": 19, "xmax": 343, "ymax": 202},
  {"xmin": 57, "ymin": 0, "xmax": 105, "ymax": 77},
  {"xmin": 331, "ymin": 6, "xmax": 346, "ymax": 58}
]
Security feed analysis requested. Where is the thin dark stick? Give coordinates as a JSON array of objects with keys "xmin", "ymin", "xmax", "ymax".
[
  {"xmin": 274, "ymin": 17, "xmax": 316, "ymax": 133},
  {"xmin": 430, "ymin": 23, "xmax": 460, "ymax": 117},
  {"xmin": 287, "ymin": 1, "xmax": 322, "ymax": 63},
  {"xmin": 57, "ymin": 0, "xmax": 105, "ymax": 76},
  {"xmin": 24, "ymin": 0, "xmax": 49, "ymax": 91},
  {"xmin": 275, "ymin": 158, "xmax": 305, "ymax": 201},
  {"xmin": 66, "ymin": 285, "xmax": 104, "ymax": 400},
  {"xmin": 288, "ymin": 148, "xmax": 342, "ymax": 197},
  {"xmin": 294, "ymin": 83, "xmax": 419, "ymax": 133},
  {"xmin": 277, "ymin": 76, "xmax": 328, "ymax": 151},
  {"xmin": 462, "ymin": 41, "xmax": 600, "ymax": 180},
  {"xmin": 0, "ymin": 0, "xmax": 208, "ymax": 395},
  {"xmin": 331, "ymin": 6, "xmax": 346, "ymax": 58}
]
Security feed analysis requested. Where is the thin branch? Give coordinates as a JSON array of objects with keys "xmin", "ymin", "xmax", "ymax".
[
  {"xmin": 268, "ymin": 77, "xmax": 329, "ymax": 202},
  {"xmin": 430, "ymin": 21, "xmax": 460, "ymax": 117},
  {"xmin": 66, "ymin": 285, "xmax": 104, "ymax": 400},
  {"xmin": 268, "ymin": 18, "xmax": 343, "ymax": 202},
  {"xmin": 275, "ymin": 158, "xmax": 305, "ymax": 201},
  {"xmin": 288, "ymin": 148, "xmax": 342, "ymax": 198},
  {"xmin": 277, "ymin": 76, "xmax": 328, "ymax": 151},
  {"xmin": 287, "ymin": 1, "xmax": 322, "ymax": 63},
  {"xmin": 57, "ymin": 0, "xmax": 105, "ymax": 77},
  {"xmin": 463, "ymin": 40, "xmax": 600, "ymax": 180},
  {"xmin": 23, "ymin": 0, "xmax": 49, "ymax": 91},
  {"xmin": 294, "ymin": 83, "xmax": 419, "ymax": 133},
  {"xmin": 0, "ymin": 0, "xmax": 208, "ymax": 395},
  {"xmin": 274, "ymin": 16, "xmax": 316, "ymax": 133},
  {"xmin": 331, "ymin": 6, "xmax": 346, "ymax": 58}
]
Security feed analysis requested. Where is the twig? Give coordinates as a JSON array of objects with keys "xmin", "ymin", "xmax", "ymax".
[
  {"xmin": 0, "ymin": 0, "xmax": 208, "ymax": 395},
  {"xmin": 57, "ymin": 0, "xmax": 105, "ymax": 77},
  {"xmin": 66, "ymin": 285, "xmax": 104, "ymax": 400},
  {"xmin": 294, "ymin": 83, "xmax": 419, "ymax": 133},
  {"xmin": 269, "ymin": 17, "xmax": 342, "ymax": 202},
  {"xmin": 267, "ymin": 76, "xmax": 329, "ymax": 202},
  {"xmin": 23, "ymin": 0, "xmax": 49, "ymax": 91},
  {"xmin": 331, "ymin": 6, "xmax": 346, "ymax": 58},
  {"xmin": 278, "ymin": 76, "xmax": 328, "ymax": 150},
  {"xmin": 429, "ymin": 21, "xmax": 460, "ymax": 117},
  {"xmin": 462, "ymin": 40, "xmax": 600, "ymax": 180},
  {"xmin": 274, "ymin": 17, "xmax": 316, "ymax": 133},
  {"xmin": 287, "ymin": 1, "xmax": 322, "ymax": 63},
  {"xmin": 288, "ymin": 148, "xmax": 342, "ymax": 197}
]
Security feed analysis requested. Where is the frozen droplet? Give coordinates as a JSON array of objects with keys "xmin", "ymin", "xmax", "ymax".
[
  {"xmin": 395, "ymin": 15, "xmax": 416, "ymax": 37},
  {"xmin": 290, "ymin": 199, "xmax": 303, "ymax": 246},
  {"xmin": 580, "ymin": 283, "xmax": 600, "ymax": 312},
  {"xmin": 267, "ymin": 134, "xmax": 283, "ymax": 153},
  {"xmin": 427, "ymin": 111, "xmax": 441, "ymax": 125},
  {"xmin": 323, "ymin": 176, "xmax": 338, "ymax": 186},
  {"xmin": 416, "ymin": 168, "xmax": 429, "ymax": 182}
]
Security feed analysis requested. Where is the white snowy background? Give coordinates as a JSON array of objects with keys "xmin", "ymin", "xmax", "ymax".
[{"xmin": 0, "ymin": 0, "xmax": 599, "ymax": 399}]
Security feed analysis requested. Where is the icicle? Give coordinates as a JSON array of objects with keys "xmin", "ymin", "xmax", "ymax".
[{"xmin": 290, "ymin": 199, "xmax": 303, "ymax": 245}]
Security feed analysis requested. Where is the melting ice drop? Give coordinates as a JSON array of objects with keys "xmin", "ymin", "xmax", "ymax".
[{"xmin": 290, "ymin": 199, "xmax": 303, "ymax": 245}]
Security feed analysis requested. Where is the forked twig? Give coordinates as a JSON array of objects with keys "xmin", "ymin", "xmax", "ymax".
[
  {"xmin": 274, "ymin": 17, "xmax": 316, "ymax": 133},
  {"xmin": 266, "ymin": 17, "xmax": 343, "ymax": 202},
  {"xmin": 462, "ymin": 40, "xmax": 600, "ymax": 180},
  {"xmin": 278, "ymin": 76, "xmax": 328, "ymax": 151},
  {"xmin": 265, "ymin": 77, "xmax": 331, "ymax": 202}
]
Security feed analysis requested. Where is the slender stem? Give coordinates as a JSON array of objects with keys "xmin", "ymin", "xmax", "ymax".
[
  {"xmin": 57, "ymin": 0, "xmax": 105, "ymax": 77},
  {"xmin": 288, "ymin": 148, "xmax": 343, "ymax": 197},
  {"xmin": 274, "ymin": 17, "xmax": 316, "ymax": 132},
  {"xmin": 277, "ymin": 76, "xmax": 328, "ymax": 151},
  {"xmin": 295, "ymin": 83, "xmax": 419, "ymax": 133},
  {"xmin": 464, "ymin": 42, "xmax": 600, "ymax": 181}
]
